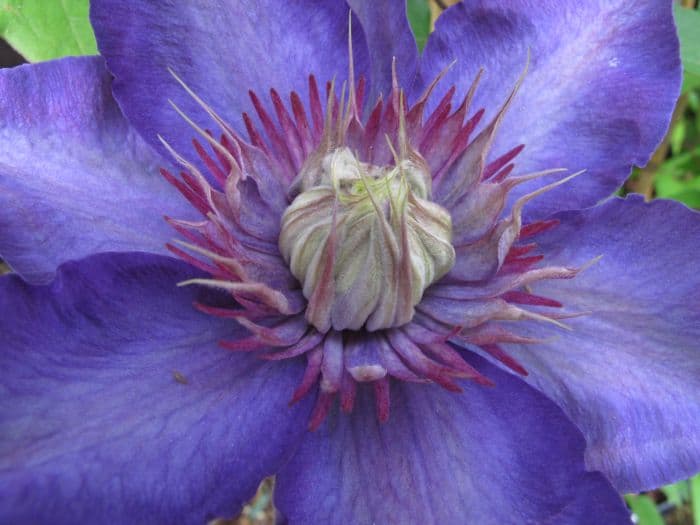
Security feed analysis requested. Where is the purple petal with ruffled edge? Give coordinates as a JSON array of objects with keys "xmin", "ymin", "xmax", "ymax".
[
  {"xmin": 275, "ymin": 354, "xmax": 629, "ymax": 524},
  {"xmin": 504, "ymin": 196, "xmax": 700, "ymax": 492},
  {"xmin": 0, "ymin": 252, "xmax": 312, "ymax": 524},
  {"xmin": 90, "ymin": 0, "xmax": 373, "ymax": 164},
  {"xmin": 415, "ymin": 1, "xmax": 681, "ymax": 219},
  {"xmin": 0, "ymin": 57, "xmax": 190, "ymax": 284},
  {"xmin": 345, "ymin": 0, "xmax": 418, "ymax": 102}
]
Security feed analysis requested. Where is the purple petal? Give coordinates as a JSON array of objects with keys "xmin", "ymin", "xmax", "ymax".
[
  {"xmin": 509, "ymin": 196, "xmax": 700, "ymax": 492},
  {"xmin": 416, "ymin": 1, "xmax": 681, "ymax": 218},
  {"xmin": 345, "ymin": 0, "xmax": 418, "ymax": 103},
  {"xmin": 275, "ymin": 355, "xmax": 629, "ymax": 524},
  {"xmin": 90, "ymin": 0, "xmax": 371, "ymax": 164},
  {"xmin": 0, "ymin": 252, "xmax": 312, "ymax": 523},
  {"xmin": 0, "ymin": 57, "xmax": 190, "ymax": 283}
]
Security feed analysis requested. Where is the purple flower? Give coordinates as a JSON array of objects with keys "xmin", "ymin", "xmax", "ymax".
[{"xmin": 0, "ymin": 1, "xmax": 698, "ymax": 523}]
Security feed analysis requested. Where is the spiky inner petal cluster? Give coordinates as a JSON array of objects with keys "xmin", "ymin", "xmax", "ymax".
[
  {"xmin": 279, "ymin": 147, "xmax": 455, "ymax": 332},
  {"xmin": 162, "ymin": 60, "xmax": 588, "ymax": 429}
]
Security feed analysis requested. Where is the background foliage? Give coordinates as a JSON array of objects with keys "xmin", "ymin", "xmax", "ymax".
[
  {"xmin": 0, "ymin": 0, "xmax": 96, "ymax": 61},
  {"xmin": 0, "ymin": 0, "xmax": 698, "ymax": 523}
]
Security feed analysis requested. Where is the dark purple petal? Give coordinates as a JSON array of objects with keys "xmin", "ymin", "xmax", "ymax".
[
  {"xmin": 345, "ymin": 0, "xmax": 418, "ymax": 103},
  {"xmin": 275, "ymin": 355, "xmax": 629, "ymax": 524},
  {"xmin": 416, "ymin": 1, "xmax": 681, "ymax": 218},
  {"xmin": 0, "ymin": 252, "xmax": 312, "ymax": 524},
  {"xmin": 0, "ymin": 57, "xmax": 190, "ymax": 283},
  {"xmin": 509, "ymin": 196, "xmax": 700, "ymax": 492},
  {"xmin": 90, "ymin": 0, "xmax": 370, "ymax": 164}
]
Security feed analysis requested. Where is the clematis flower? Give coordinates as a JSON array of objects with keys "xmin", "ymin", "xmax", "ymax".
[{"xmin": 1, "ymin": 0, "xmax": 698, "ymax": 523}]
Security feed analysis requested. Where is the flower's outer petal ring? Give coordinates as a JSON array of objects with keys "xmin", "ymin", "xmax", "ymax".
[
  {"xmin": 90, "ymin": 0, "xmax": 374, "ymax": 166},
  {"xmin": 345, "ymin": 0, "xmax": 419, "ymax": 103},
  {"xmin": 0, "ymin": 252, "xmax": 313, "ymax": 525},
  {"xmin": 275, "ymin": 355, "xmax": 630, "ymax": 525},
  {"xmin": 415, "ymin": 1, "xmax": 681, "ymax": 219},
  {"xmin": 510, "ymin": 196, "xmax": 700, "ymax": 492},
  {"xmin": 0, "ymin": 57, "xmax": 192, "ymax": 284}
]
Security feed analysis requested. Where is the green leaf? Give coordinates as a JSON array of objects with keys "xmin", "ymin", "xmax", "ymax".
[
  {"xmin": 662, "ymin": 480, "xmax": 690, "ymax": 506},
  {"xmin": 689, "ymin": 89, "xmax": 700, "ymax": 112},
  {"xmin": 0, "ymin": 0, "xmax": 97, "ymax": 62},
  {"xmin": 655, "ymin": 147, "xmax": 700, "ymax": 208},
  {"xmin": 682, "ymin": 71, "xmax": 700, "ymax": 94},
  {"xmin": 674, "ymin": 5, "xmax": 700, "ymax": 78},
  {"xmin": 625, "ymin": 495, "xmax": 665, "ymax": 525},
  {"xmin": 407, "ymin": 0, "xmax": 431, "ymax": 52},
  {"xmin": 691, "ymin": 473, "xmax": 700, "ymax": 525},
  {"xmin": 670, "ymin": 189, "xmax": 700, "ymax": 208},
  {"xmin": 670, "ymin": 118, "xmax": 688, "ymax": 155}
]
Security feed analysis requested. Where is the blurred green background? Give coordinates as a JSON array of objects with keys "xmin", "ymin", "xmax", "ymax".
[{"xmin": 1, "ymin": 0, "xmax": 698, "ymax": 523}]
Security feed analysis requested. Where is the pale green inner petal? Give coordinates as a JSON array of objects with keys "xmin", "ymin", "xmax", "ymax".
[{"xmin": 279, "ymin": 148, "xmax": 455, "ymax": 333}]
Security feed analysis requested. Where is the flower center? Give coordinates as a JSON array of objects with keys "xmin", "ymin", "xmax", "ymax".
[
  {"xmin": 161, "ymin": 49, "xmax": 591, "ymax": 430},
  {"xmin": 279, "ymin": 147, "xmax": 455, "ymax": 332}
]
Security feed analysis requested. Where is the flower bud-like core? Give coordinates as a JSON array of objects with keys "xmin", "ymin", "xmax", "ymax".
[
  {"xmin": 279, "ymin": 147, "xmax": 456, "ymax": 333},
  {"xmin": 165, "ymin": 52, "xmax": 587, "ymax": 429}
]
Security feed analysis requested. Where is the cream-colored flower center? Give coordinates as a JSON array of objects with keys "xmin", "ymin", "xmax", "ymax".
[{"xmin": 279, "ymin": 148, "xmax": 455, "ymax": 332}]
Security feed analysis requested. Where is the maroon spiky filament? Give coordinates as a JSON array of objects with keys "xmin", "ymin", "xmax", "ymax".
[{"xmin": 160, "ymin": 49, "xmax": 593, "ymax": 430}]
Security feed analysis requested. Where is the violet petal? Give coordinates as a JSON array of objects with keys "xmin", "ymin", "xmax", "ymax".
[
  {"xmin": 415, "ymin": 0, "xmax": 681, "ymax": 219},
  {"xmin": 276, "ymin": 355, "xmax": 630, "ymax": 524},
  {"xmin": 345, "ymin": 0, "xmax": 419, "ymax": 103},
  {"xmin": 90, "ymin": 0, "xmax": 371, "ymax": 164},
  {"xmin": 0, "ymin": 252, "xmax": 312, "ymax": 523},
  {"xmin": 511, "ymin": 196, "xmax": 700, "ymax": 492},
  {"xmin": 0, "ymin": 57, "xmax": 190, "ymax": 283}
]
